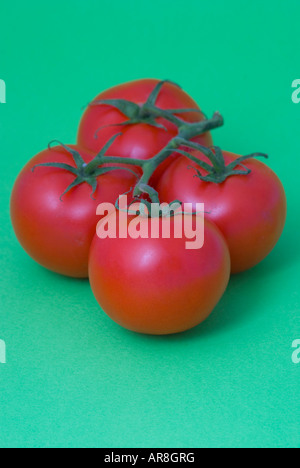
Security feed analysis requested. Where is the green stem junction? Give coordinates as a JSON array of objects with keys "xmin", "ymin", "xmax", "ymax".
[{"xmin": 33, "ymin": 80, "xmax": 268, "ymax": 209}]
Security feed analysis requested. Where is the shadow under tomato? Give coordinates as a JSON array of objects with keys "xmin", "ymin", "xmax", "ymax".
[
  {"xmin": 24, "ymin": 257, "xmax": 90, "ymax": 285},
  {"xmin": 19, "ymin": 210, "xmax": 297, "ymax": 343},
  {"xmin": 129, "ymin": 220, "xmax": 297, "ymax": 343}
]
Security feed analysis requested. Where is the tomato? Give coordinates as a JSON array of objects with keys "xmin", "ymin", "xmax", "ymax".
[
  {"xmin": 156, "ymin": 151, "xmax": 287, "ymax": 274},
  {"xmin": 77, "ymin": 79, "xmax": 213, "ymax": 181},
  {"xmin": 89, "ymin": 211, "xmax": 230, "ymax": 335},
  {"xmin": 10, "ymin": 145, "xmax": 137, "ymax": 278}
]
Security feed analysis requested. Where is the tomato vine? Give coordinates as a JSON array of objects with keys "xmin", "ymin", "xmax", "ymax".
[{"xmin": 34, "ymin": 80, "xmax": 267, "ymax": 205}]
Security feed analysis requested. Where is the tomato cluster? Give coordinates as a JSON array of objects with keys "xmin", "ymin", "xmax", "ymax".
[{"xmin": 11, "ymin": 79, "xmax": 287, "ymax": 335}]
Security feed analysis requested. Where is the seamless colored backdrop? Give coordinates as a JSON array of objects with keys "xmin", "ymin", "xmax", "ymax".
[{"xmin": 0, "ymin": 0, "xmax": 299, "ymax": 448}]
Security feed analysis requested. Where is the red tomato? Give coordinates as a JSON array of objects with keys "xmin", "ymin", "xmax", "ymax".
[
  {"xmin": 156, "ymin": 151, "xmax": 287, "ymax": 274},
  {"xmin": 10, "ymin": 145, "xmax": 137, "ymax": 278},
  {"xmin": 89, "ymin": 212, "xmax": 230, "ymax": 335},
  {"xmin": 77, "ymin": 79, "xmax": 213, "ymax": 181}
]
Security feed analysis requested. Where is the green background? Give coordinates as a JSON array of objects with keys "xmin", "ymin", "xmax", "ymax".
[{"xmin": 0, "ymin": 0, "xmax": 299, "ymax": 448}]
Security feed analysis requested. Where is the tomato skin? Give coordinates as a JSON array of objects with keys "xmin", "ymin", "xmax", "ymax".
[
  {"xmin": 10, "ymin": 145, "xmax": 137, "ymax": 278},
  {"xmin": 156, "ymin": 151, "xmax": 287, "ymax": 274},
  {"xmin": 77, "ymin": 79, "xmax": 213, "ymax": 181},
  {"xmin": 89, "ymin": 214, "xmax": 230, "ymax": 335}
]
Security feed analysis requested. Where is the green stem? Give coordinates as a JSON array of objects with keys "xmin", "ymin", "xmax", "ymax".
[
  {"xmin": 82, "ymin": 111, "xmax": 224, "ymax": 199},
  {"xmin": 100, "ymin": 156, "xmax": 146, "ymax": 167},
  {"xmin": 132, "ymin": 112, "xmax": 224, "ymax": 196},
  {"xmin": 36, "ymin": 107, "xmax": 225, "ymax": 201},
  {"xmin": 179, "ymin": 112, "xmax": 224, "ymax": 140},
  {"xmin": 174, "ymin": 139, "xmax": 225, "ymax": 173}
]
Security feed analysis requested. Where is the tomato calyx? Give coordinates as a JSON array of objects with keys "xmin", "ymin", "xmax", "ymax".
[
  {"xmin": 116, "ymin": 184, "xmax": 176, "ymax": 218},
  {"xmin": 116, "ymin": 184, "xmax": 204, "ymax": 219},
  {"xmin": 118, "ymin": 198, "xmax": 184, "ymax": 219},
  {"xmin": 90, "ymin": 80, "xmax": 204, "ymax": 134},
  {"xmin": 32, "ymin": 138, "xmax": 139, "ymax": 200},
  {"xmin": 115, "ymin": 183, "xmax": 180, "ymax": 218},
  {"xmin": 171, "ymin": 141, "xmax": 269, "ymax": 183},
  {"xmin": 119, "ymin": 199, "xmax": 185, "ymax": 220}
]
